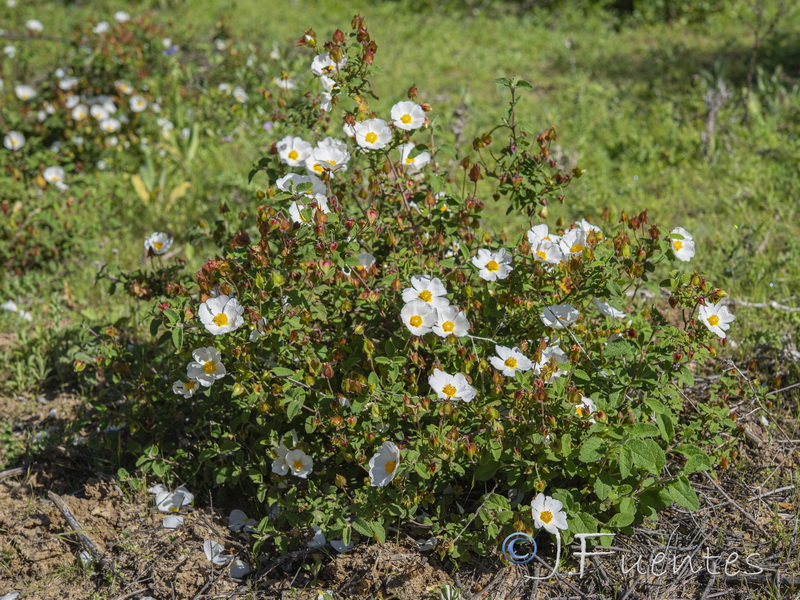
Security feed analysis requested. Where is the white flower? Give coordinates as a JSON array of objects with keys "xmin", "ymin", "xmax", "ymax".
[
  {"xmin": 530, "ymin": 493, "xmax": 568, "ymax": 534},
  {"xmin": 354, "ymin": 118, "xmax": 392, "ymax": 150},
  {"xmin": 198, "ymin": 295, "xmax": 245, "ymax": 335},
  {"xmin": 558, "ymin": 227, "xmax": 587, "ymax": 257},
  {"xmin": 400, "ymin": 142, "xmax": 431, "ymax": 171},
  {"xmin": 534, "ymin": 344, "xmax": 570, "ymax": 378},
  {"xmin": 43, "ymin": 166, "xmax": 65, "ymax": 184},
  {"xmin": 575, "ymin": 396, "xmax": 597, "ymax": 422},
  {"xmin": 528, "ymin": 224, "xmax": 566, "ymax": 263},
  {"xmin": 577, "ymin": 219, "xmax": 602, "ymax": 236},
  {"xmin": 273, "ymin": 75, "xmax": 296, "ymax": 90},
  {"xmin": 320, "ymin": 75, "xmax": 338, "ymax": 93},
  {"xmin": 65, "ymin": 94, "xmax": 80, "ymax": 109},
  {"xmin": 391, "ymin": 100, "xmax": 426, "ymax": 130},
  {"xmin": 271, "ymin": 443, "xmax": 291, "ymax": 476},
  {"xmin": 3, "ymin": 45, "xmax": 16, "ymax": 59},
  {"xmin": 100, "ymin": 117, "xmax": 121, "ymax": 133},
  {"xmin": 217, "ymin": 82, "xmax": 232, "ymax": 95},
  {"xmin": 152, "ymin": 485, "xmax": 193, "ymax": 513},
  {"xmin": 172, "ymin": 379, "xmax": 199, "ymax": 398},
  {"xmin": 25, "ymin": 19, "xmax": 43, "ymax": 32},
  {"xmin": 593, "ymin": 298, "xmax": 627, "ymax": 319},
  {"xmin": 402, "ymin": 275, "xmax": 449, "ymax": 310},
  {"xmin": 472, "ymin": 248, "xmax": 513, "ymax": 281},
  {"xmin": 114, "ymin": 11, "xmax": 130, "ymax": 22},
  {"xmin": 319, "ymin": 92, "xmax": 333, "ymax": 112},
  {"xmin": 114, "ymin": 81, "xmax": 133, "ymax": 95},
  {"xmin": 670, "ymin": 227, "xmax": 695, "ymax": 262},
  {"xmin": 276, "ymin": 173, "xmax": 325, "ymax": 197},
  {"xmin": 400, "ymin": 299, "xmax": 437, "ymax": 336},
  {"xmin": 163, "ymin": 515, "xmax": 184, "ymax": 529},
  {"xmin": 93, "ymin": 21, "xmax": 110, "ymax": 34},
  {"xmin": 129, "ymin": 95, "xmax": 148, "ymax": 112},
  {"xmin": 285, "ymin": 449, "xmax": 313, "ymax": 478},
  {"xmin": 428, "ymin": 368, "xmax": 476, "ymax": 402},
  {"xmin": 540, "ymin": 304, "xmax": 580, "ymax": 328},
  {"xmin": 59, "ymin": 77, "xmax": 78, "ymax": 91},
  {"xmin": 249, "ymin": 317, "xmax": 267, "ymax": 342},
  {"xmin": 310, "ymin": 53, "xmax": 346, "ymax": 76},
  {"xmin": 305, "ymin": 144, "xmax": 350, "ymax": 176},
  {"xmin": 289, "ymin": 195, "xmax": 330, "ymax": 224},
  {"xmin": 144, "ymin": 232, "xmax": 172, "ymax": 255},
  {"xmin": 3, "ymin": 131, "xmax": 25, "ymax": 151},
  {"xmin": 162, "ymin": 37, "xmax": 173, "ymax": 49},
  {"xmin": 369, "ymin": 441, "xmax": 400, "ymax": 487},
  {"xmin": 228, "ymin": 509, "xmax": 257, "ymax": 533},
  {"xmin": 697, "ymin": 301, "xmax": 735, "ymax": 338},
  {"xmin": 186, "ymin": 347, "xmax": 226, "ymax": 387},
  {"xmin": 489, "ymin": 345, "xmax": 533, "ymax": 377},
  {"xmin": 276, "ymin": 136, "xmax": 313, "ymax": 167},
  {"xmin": 343, "ymin": 122, "xmax": 356, "ymax": 138},
  {"xmin": 203, "ymin": 540, "xmax": 233, "ymax": 566},
  {"xmin": 433, "ymin": 305, "xmax": 469, "ymax": 338},
  {"xmin": 15, "ymin": 84, "xmax": 36, "ymax": 101},
  {"xmin": 232, "ymin": 86, "xmax": 248, "ymax": 103},
  {"xmin": 90, "ymin": 104, "xmax": 109, "ymax": 120},
  {"xmin": 317, "ymin": 136, "xmax": 348, "ymax": 153}
]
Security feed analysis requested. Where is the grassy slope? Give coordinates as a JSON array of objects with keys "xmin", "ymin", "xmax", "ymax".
[{"xmin": 2, "ymin": 0, "xmax": 799, "ymax": 347}]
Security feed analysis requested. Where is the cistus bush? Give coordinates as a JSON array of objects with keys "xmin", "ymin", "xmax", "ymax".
[{"xmin": 78, "ymin": 16, "xmax": 737, "ymax": 560}]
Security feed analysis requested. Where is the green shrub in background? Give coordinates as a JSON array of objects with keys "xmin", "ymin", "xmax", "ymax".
[{"xmin": 72, "ymin": 17, "xmax": 741, "ymax": 560}]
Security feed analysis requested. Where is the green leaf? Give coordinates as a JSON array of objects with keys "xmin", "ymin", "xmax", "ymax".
[
  {"xmin": 285, "ymin": 399, "xmax": 303, "ymax": 421},
  {"xmin": 625, "ymin": 423, "xmax": 660, "ymax": 438},
  {"xmin": 352, "ymin": 517, "xmax": 372, "ymax": 537},
  {"xmin": 618, "ymin": 445, "xmax": 632, "ymax": 479},
  {"xmin": 675, "ymin": 444, "xmax": 712, "ymax": 474},
  {"xmin": 655, "ymin": 413, "xmax": 674, "ymax": 443},
  {"xmin": 171, "ymin": 326, "xmax": 184, "ymax": 353},
  {"xmin": 628, "ymin": 439, "xmax": 666, "ymax": 475},
  {"xmin": 272, "ymin": 367, "xmax": 294, "ymax": 377},
  {"xmin": 569, "ymin": 512, "xmax": 599, "ymax": 535},
  {"xmin": 474, "ymin": 460, "xmax": 500, "ymax": 481},
  {"xmin": 666, "ymin": 477, "xmax": 699, "ymax": 510},
  {"xmin": 578, "ymin": 436, "xmax": 605, "ymax": 463},
  {"xmin": 515, "ymin": 78, "xmax": 533, "ymax": 90},
  {"xmin": 371, "ymin": 521, "xmax": 386, "ymax": 543},
  {"xmin": 605, "ymin": 339, "xmax": 636, "ymax": 359}
]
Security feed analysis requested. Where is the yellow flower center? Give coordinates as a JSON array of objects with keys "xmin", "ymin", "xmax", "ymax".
[
  {"xmin": 576, "ymin": 406, "xmax": 585, "ymax": 416},
  {"xmin": 293, "ymin": 460, "xmax": 304, "ymax": 471},
  {"xmin": 213, "ymin": 313, "xmax": 229, "ymax": 327},
  {"xmin": 707, "ymin": 315, "xmax": 720, "ymax": 326},
  {"xmin": 409, "ymin": 315, "xmax": 423, "ymax": 328},
  {"xmin": 384, "ymin": 460, "xmax": 397, "ymax": 474},
  {"xmin": 674, "ymin": 240, "xmax": 683, "ymax": 251},
  {"xmin": 153, "ymin": 242, "xmax": 163, "ymax": 251},
  {"xmin": 365, "ymin": 132, "xmax": 378, "ymax": 144},
  {"xmin": 442, "ymin": 321, "xmax": 454, "ymax": 333},
  {"xmin": 288, "ymin": 150, "xmax": 299, "ymax": 160},
  {"xmin": 570, "ymin": 243, "xmax": 584, "ymax": 253},
  {"xmin": 442, "ymin": 384, "xmax": 457, "ymax": 398},
  {"xmin": 202, "ymin": 361, "xmax": 216, "ymax": 374},
  {"xmin": 504, "ymin": 357, "xmax": 518, "ymax": 369},
  {"xmin": 185, "ymin": 381, "xmax": 197, "ymax": 390},
  {"xmin": 536, "ymin": 250, "xmax": 547, "ymax": 260},
  {"xmin": 539, "ymin": 510, "xmax": 553, "ymax": 524},
  {"xmin": 313, "ymin": 163, "xmax": 323, "ymax": 173},
  {"xmin": 418, "ymin": 290, "xmax": 432, "ymax": 302},
  {"xmin": 401, "ymin": 114, "xmax": 412, "ymax": 124},
  {"xmin": 325, "ymin": 160, "xmax": 337, "ymax": 166},
  {"xmin": 486, "ymin": 260, "xmax": 499, "ymax": 272},
  {"xmin": 440, "ymin": 205, "xmax": 448, "ymax": 212},
  {"xmin": 405, "ymin": 157, "xmax": 414, "ymax": 165}
]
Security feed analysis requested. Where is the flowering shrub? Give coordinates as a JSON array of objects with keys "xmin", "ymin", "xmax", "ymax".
[{"xmin": 76, "ymin": 17, "xmax": 738, "ymax": 560}]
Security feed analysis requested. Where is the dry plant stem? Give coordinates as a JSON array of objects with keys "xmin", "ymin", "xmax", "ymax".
[
  {"xmin": 110, "ymin": 589, "xmax": 149, "ymax": 600},
  {"xmin": 47, "ymin": 490, "xmax": 123, "ymax": 579},
  {"xmin": 702, "ymin": 472, "xmax": 769, "ymax": 537},
  {"xmin": 0, "ymin": 466, "xmax": 26, "ymax": 479}
]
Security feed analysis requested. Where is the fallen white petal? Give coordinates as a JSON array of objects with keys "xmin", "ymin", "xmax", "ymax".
[
  {"xmin": 162, "ymin": 515, "xmax": 184, "ymax": 529},
  {"xmin": 230, "ymin": 557, "xmax": 251, "ymax": 578}
]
